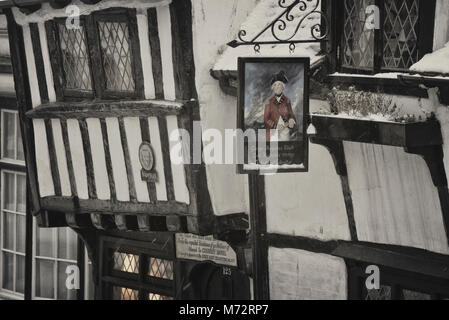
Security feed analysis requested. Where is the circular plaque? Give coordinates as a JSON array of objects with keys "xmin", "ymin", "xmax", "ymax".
[{"xmin": 139, "ymin": 142, "xmax": 154, "ymax": 171}]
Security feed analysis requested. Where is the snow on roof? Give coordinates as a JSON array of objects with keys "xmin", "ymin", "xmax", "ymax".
[
  {"xmin": 213, "ymin": 0, "xmax": 323, "ymax": 72},
  {"xmin": 410, "ymin": 42, "xmax": 449, "ymax": 76}
]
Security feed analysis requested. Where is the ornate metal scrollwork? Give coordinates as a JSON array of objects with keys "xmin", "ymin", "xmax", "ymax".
[{"xmin": 227, "ymin": 0, "xmax": 329, "ymax": 52}]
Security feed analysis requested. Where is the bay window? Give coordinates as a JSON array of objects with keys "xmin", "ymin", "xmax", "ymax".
[{"xmin": 46, "ymin": 9, "xmax": 143, "ymax": 101}]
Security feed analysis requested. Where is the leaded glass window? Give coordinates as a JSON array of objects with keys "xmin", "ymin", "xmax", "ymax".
[
  {"xmin": 148, "ymin": 257, "xmax": 174, "ymax": 280},
  {"xmin": 383, "ymin": 0, "xmax": 419, "ymax": 69},
  {"xmin": 98, "ymin": 21, "xmax": 135, "ymax": 92},
  {"xmin": 48, "ymin": 9, "xmax": 142, "ymax": 101},
  {"xmin": 343, "ymin": 0, "xmax": 375, "ymax": 69},
  {"xmin": 341, "ymin": 0, "xmax": 430, "ymax": 73},
  {"xmin": 102, "ymin": 236, "xmax": 175, "ymax": 300},
  {"xmin": 112, "ymin": 252, "xmax": 139, "ymax": 274},
  {"xmin": 58, "ymin": 23, "xmax": 93, "ymax": 91}
]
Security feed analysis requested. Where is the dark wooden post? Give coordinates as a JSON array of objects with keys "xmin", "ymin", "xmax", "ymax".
[{"xmin": 248, "ymin": 174, "xmax": 269, "ymax": 300}]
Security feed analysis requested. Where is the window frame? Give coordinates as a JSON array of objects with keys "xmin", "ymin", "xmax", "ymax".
[
  {"xmin": 46, "ymin": 8, "xmax": 144, "ymax": 102},
  {"xmin": 99, "ymin": 235, "xmax": 176, "ymax": 300},
  {"xmin": 51, "ymin": 17, "xmax": 95, "ymax": 100},
  {"xmin": 0, "ymin": 170, "xmax": 26, "ymax": 299},
  {"xmin": 347, "ymin": 261, "xmax": 449, "ymax": 300},
  {"xmin": 0, "ymin": 109, "xmax": 25, "ymax": 166},
  {"xmin": 31, "ymin": 223, "xmax": 79, "ymax": 300},
  {"xmin": 334, "ymin": 0, "xmax": 436, "ymax": 75}
]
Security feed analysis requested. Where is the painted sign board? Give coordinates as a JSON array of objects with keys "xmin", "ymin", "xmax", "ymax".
[
  {"xmin": 237, "ymin": 57, "xmax": 310, "ymax": 174},
  {"xmin": 175, "ymin": 233, "xmax": 238, "ymax": 267}
]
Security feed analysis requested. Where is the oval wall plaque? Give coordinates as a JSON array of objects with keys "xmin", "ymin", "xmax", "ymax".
[{"xmin": 139, "ymin": 141, "xmax": 155, "ymax": 171}]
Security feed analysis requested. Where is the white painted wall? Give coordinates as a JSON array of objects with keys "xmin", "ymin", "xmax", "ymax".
[
  {"xmin": 265, "ymin": 141, "xmax": 351, "ymax": 241},
  {"xmin": 344, "ymin": 142, "xmax": 449, "ymax": 255},
  {"xmin": 192, "ymin": 0, "xmax": 258, "ymax": 216},
  {"xmin": 268, "ymin": 247, "xmax": 347, "ymax": 300},
  {"xmin": 434, "ymin": 0, "xmax": 449, "ymax": 51}
]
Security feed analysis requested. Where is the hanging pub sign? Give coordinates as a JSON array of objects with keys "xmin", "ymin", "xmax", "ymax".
[{"xmin": 237, "ymin": 57, "xmax": 309, "ymax": 174}]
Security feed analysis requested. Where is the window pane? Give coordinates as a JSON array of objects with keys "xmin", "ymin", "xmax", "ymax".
[
  {"xmin": 35, "ymin": 259, "xmax": 55, "ymax": 299},
  {"xmin": 16, "ymin": 214, "xmax": 26, "ymax": 254},
  {"xmin": 342, "ymin": 0, "xmax": 375, "ymax": 68},
  {"xmin": 16, "ymin": 121, "xmax": 24, "ymax": 161},
  {"xmin": 112, "ymin": 286, "xmax": 139, "ymax": 300},
  {"xmin": 112, "ymin": 252, "xmax": 139, "ymax": 274},
  {"xmin": 365, "ymin": 285, "xmax": 392, "ymax": 300},
  {"xmin": 148, "ymin": 257, "xmax": 174, "ymax": 280},
  {"xmin": 402, "ymin": 289, "xmax": 431, "ymax": 300},
  {"xmin": 2, "ymin": 211, "xmax": 14, "ymax": 250},
  {"xmin": 383, "ymin": 0, "xmax": 419, "ymax": 69},
  {"xmin": 58, "ymin": 24, "xmax": 92, "ymax": 91},
  {"xmin": 15, "ymin": 254, "xmax": 25, "ymax": 294},
  {"xmin": 148, "ymin": 293, "xmax": 172, "ymax": 300},
  {"xmin": 57, "ymin": 262, "xmax": 77, "ymax": 300},
  {"xmin": 16, "ymin": 174, "xmax": 26, "ymax": 214},
  {"xmin": 2, "ymin": 112, "xmax": 16, "ymax": 159},
  {"xmin": 58, "ymin": 228, "xmax": 77, "ymax": 261},
  {"xmin": 3, "ymin": 172, "xmax": 15, "ymax": 211},
  {"xmin": 98, "ymin": 21, "xmax": 135, "ymax": 92},
  {"xmin": 1, "ymin": 252, "xmax": 14, "ymax": 291},
  {"xmin": 36, "ymin": 227, "xmax": 54, "ymax": 258}
]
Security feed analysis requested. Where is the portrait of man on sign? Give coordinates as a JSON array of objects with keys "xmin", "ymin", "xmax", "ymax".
[
  {"xmin": 264, "ymin": 71, "xmax": 297, "ymax": 142},
  {"xmin": 238, "ymin": 57, "xmax": 309, "ymax": 174}
]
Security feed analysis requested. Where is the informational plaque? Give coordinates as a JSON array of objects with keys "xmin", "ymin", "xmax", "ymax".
[{"xmin": 175, "ymin": 233, "xmax": 237, "ymax": 267}]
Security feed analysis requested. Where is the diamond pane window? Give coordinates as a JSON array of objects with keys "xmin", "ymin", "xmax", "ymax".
[
  {"xmin": 112, "ymin": 286, "xmax": 139, "ymax": 300},
  {"xmin": 148, "ymin": 293, "xmax": 172, "ymax": 300},
  {"xmin": 365, "ymin": 285, "xmax": 392, "ymax": 300},
  {"xmin": 342, "ymin": 0, "xmax": 375, "ymax": 69},
  {"xmin": 341, "ymin": 0, "xmax": 428, "ymax": 73},
  {"xmin": 148, "ymin": 257, "xmax": 174, "ymax": 280},
  {"xmin": 98, "ymin": 21, "xmax": 135, "ymax": 92},
  {"xmin": 383, "ymin": 0, "xmax": 419, "ymax": 69},
  {"xmin": 58, "ymin": 24, "xmax": 92, "ymax": 91},
  {"xmin": 113, "ymin": 252, "xmax": 140, "ymax": 274}
]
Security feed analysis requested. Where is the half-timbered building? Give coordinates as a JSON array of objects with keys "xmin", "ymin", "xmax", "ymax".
[{"xmin": 0, "ymin": 0, "xmax": 448, "ymax": 300}]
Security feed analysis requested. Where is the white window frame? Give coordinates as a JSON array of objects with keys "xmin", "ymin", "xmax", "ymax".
[
  {"xmin": 0, "ymin": 110, "xmax": 25, "ymax": 166},
  {"xmin": 0, "ymin": 170, "xmax": 26, "ymax": 300},
  {"xmin": 32, "ymin": 222, "xmax": 78, "ymax": 300}
]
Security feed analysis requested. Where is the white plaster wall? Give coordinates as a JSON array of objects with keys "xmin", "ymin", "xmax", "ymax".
[
  {"xmin": 192, "ymin": 0, "xmax": 258, "ymax": 216},
  {"xmin": 265, "ymin": 142, "xmax": 351, "ymax": 241},
  {"xmin": 434, "ymin": 0, "xmax": 449, "ymax": 51},
  {"xmin": 268, "ymin": 247, "xmax": 347, "ymax": 300},
  {"xmin": 344, "ymin": 142, "xmax": 449, "ymax": 255}
]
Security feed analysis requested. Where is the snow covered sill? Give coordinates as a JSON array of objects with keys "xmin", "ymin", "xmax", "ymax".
[
  {"xmin": 243, "ymin": 163, "xmax": 306, "ymax": 174},
  {"xmin": 309, "ymin": 114, "xmax": 442, "ymax": 148},
  {"xmin": 328, "ymin": 73, "xmax": 428, "ymax": 98}
]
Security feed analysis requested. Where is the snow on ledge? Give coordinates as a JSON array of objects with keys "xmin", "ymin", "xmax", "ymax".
[
  {"xmin": 410, "ymin": 42, "xmax": 449, "ymax": 76},
  {"xmin": 12, "ymin": 0, "xmax": 171, "ymax": 25},
  {"xmin": 243, "ymin": 163, "xmax": 305, "ymax": 173},
  {"xmin": 212, "ymin": 0, "xmax": 322, "ymax": 72}
]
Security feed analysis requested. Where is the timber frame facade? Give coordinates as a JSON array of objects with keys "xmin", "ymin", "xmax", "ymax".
[{"xmin": 1, "ymin": 0, "xmax": 449, "ymax": 300}]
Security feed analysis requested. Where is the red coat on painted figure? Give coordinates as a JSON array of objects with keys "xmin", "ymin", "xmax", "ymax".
[{"xmin": 263, "ymin": 95, "xmax": 296, "ymax": 141}]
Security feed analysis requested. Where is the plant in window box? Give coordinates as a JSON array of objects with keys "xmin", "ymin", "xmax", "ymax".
[{"xmin": 310, "ymin": 87, "xmax": 442, "ymax": 148}]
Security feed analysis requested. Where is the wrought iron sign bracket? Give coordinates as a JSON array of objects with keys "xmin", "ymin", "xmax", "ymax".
[{"xmin": 227, "ymin": 0, "xmax": 329, "ymax": 53}]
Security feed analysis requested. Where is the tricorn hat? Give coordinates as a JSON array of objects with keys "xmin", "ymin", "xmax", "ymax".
[{"xmin": 271, "ymin": 70, "xmax": 289, "ymax": 85}]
